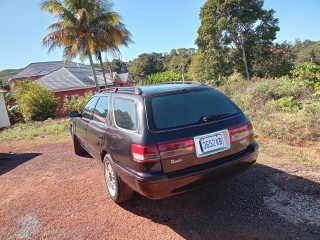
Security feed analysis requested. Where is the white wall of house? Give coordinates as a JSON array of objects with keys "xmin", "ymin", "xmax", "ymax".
[{"xmin": 0, "ymin": 90, "xmax": 10, "ymax": 129}]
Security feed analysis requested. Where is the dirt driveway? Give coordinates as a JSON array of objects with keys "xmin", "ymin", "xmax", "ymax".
[{"xmin": 0, "ymin": 142, "xmax": 319, "ymax": 239}]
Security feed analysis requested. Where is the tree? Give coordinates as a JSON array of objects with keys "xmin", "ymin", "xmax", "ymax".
[
  {"xmin": 109, "ymin": 59, "xmax": 128, "ymax": 73},
  {"xmin": 94, "ymin": 59, "xmax": 128, "ymax": 74},
  {"xmin": 92, "ymin": 1, "xmax": 133, "ymax": 87},
  {"xmin": 196, "ymin": 0, "xmax": 279, "ymax": 79},
  {"xmin": 128, "ymin": 53, "xmax": 165, "ymax": 82},
  {"xmin": 190, "ymin": 49, "xmax": 234, "ymax": 83},
  {"xmin": 165, "ymin": 48, "xmax": 196, "ymax": 80},
  {"xmin": 41, "ymin": 0, "xmax": 132, "ymax": 92},
  {"xmin": 145, "ymin": 71, "xmax": 192, "ymax": 85},
  {"xmin": 189, "ymin": 51, "xmax": 207, "ymax": 82},
  {"xmin": 292, "ymin": 40, "xmax": 320, "ymax": 64},
  {"xmin": 252, "ymin": 41, "xmax": 294, "ymax": 78}
]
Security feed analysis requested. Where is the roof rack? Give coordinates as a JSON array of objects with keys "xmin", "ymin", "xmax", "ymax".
[
  {"xmin": 99, "ymin": 87, "xmax": 142, "ymax": 95},
  {"xmin": 152, "ymin": 81, "xmax": 206, "ymax": 85}
]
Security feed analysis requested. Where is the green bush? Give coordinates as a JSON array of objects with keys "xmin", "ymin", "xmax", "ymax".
[
  {"xmin": 302, "ymin": 102, "xmax": 320, "ymax": 115},
  {"xmin": 14, "ymin": 81, "xmax": 58, "ymax": 121},
  {"xmin": 218, "ymin": 73, "xmax": 249, "ymax": 96},
  {"xmin": 4, "ymin": 91, "xmax": 24, "ymax": 124},
  {"xmin": 275, "ymin": 96, "xmax": 301, "ymax": 111},
  {"xmin": 250, "ymin": 77, "xmax": 305, "ymax": 103},
  {"xmin": 227, "ymin": 92, "xmax": 254, "ymax": 114},
  {"xmin": 143, "ymin": 71, "xmax": 192, "ymax": 85},
  {"xmin": 7, "ymin": 104, "xmax": 24, "ymax": 125},
  {"xmin": 63, "ymin": 92, "xmax": 93, "ymax": 113},
  {"xmin": 291, "ymin": 62, "xmax": 320, "ymax": 91}
]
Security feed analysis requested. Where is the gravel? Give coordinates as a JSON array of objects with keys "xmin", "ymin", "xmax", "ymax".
[{"xmin": 0, "ymin": 143, "xmax": 319, "ymax": 239}]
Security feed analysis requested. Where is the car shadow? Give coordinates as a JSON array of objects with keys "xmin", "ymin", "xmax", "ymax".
[
  {"xmin": 121, "ymin": 164, "xmax": 320, "ymax": 239},
  {"xmin": 77, "ymin": 151, "xmax": 93, "ymax": 159},
  {"xmin": 0, "ymin": 153, "xmax": 42, "ymax": 176}
]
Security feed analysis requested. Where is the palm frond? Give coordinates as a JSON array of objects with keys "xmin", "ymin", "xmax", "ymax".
[{"xmin": 41, "ymin": 0, "xmax": 133, "ymax": 69}]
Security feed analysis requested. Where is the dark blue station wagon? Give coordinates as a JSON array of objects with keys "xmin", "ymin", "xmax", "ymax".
[{"xmin": 70, "ymin": 83, "xmax": 259, "ymax": 203}]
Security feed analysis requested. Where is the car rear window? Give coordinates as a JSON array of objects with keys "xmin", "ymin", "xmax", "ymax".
[{"xmin": 148, "ymin": 89, "xmax": 239, "ymax": 130}]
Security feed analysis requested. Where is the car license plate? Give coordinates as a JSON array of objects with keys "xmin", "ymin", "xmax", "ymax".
[
  {"xmin": 200, "ymin": 134, "xmax": 225, "ymax": 153},
  {"xmin": 194, "ymin": 130, "xmax": 230, "ymax": 157}
]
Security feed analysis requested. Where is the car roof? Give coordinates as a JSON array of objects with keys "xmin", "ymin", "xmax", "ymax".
[{"xmin": 97, "ymin": 83, "xmax": 212, "ymax": 97}]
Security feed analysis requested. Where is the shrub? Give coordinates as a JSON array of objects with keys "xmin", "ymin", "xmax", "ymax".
[
  {"xmin": 291, "ymin": 62, "xmax": 320, "ymax": 92},
  {"xmin": 7, "ymin": 104, "xmax": 24, "ymax": 125},
  {"xmin": 275, "ymin": 96, "xmax": 302, "ymax": 112},
  {"xmin": 250, "ymin": 77, "xmax": 305, "ymax": 103},
  {"xmin": 63, "ymin": 92, "xmax": 93, "ymax": 113},
  {"xmin": 218, "ymin": 73, "xmax": 249, "ymax": 96},
  {"xmin": 14, "ymin": 81, "xmax": 58, "ymax": 121},
  {"xmin": 143, "ymin": 71, "xmax": 192, "ymax": 85},
  {"xmin": 302, "ymin": 102, "xmax": 320, "ymax": 115}
]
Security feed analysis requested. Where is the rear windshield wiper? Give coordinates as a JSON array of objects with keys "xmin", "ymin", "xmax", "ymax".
[{"xmin": 201, "ymin": 113, "xmax": 231, "ymax": 122}]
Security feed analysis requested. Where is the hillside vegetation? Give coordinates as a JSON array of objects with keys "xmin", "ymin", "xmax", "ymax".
[
  {"xmin": 219, "ymin": 74, "xmax": 320, "ymax": 144},
  {"xmin": 0, "ymin": 69, "xmax": 21, "ymax": 88}
]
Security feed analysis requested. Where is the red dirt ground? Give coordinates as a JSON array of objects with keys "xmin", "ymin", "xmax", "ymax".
[{"xmin": 0, "ymin": 142, "xmax": 319, "ymax": 239}]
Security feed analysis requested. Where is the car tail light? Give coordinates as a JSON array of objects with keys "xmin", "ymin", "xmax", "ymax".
[
  {"xmin": 131, "ymin": 139, "xmax": 195, "ymax": 163},
  {"xmin": 131, "ymin": 144, "xmax": 160, "ymax": 163},
  {"xmin": 228, "ymin": 122, "xmax": 253, "ymax": 142},
  {"xmin": 158, "ymin": 139, "xmax": 195, "ymax": 158}
]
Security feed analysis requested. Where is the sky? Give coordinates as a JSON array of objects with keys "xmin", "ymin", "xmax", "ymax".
[{"xmin": 0, "ymin": 0, "xmax": 320, "ymax": 71}]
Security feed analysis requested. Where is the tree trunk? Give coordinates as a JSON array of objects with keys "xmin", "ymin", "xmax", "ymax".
[
  {"xmin": 97, "ymin": 51, "xmax": 108, "ymax": 88},
  {"xmin": 87, "ymin": 50, "xmax": 100, "ymax": 92},
  {"xmin": 181, "ymin": 68, "xmax": 185, "ymax": 82},
  {"xmin": 241, "ymin": 46, "xmax": 250, "ymax": 80},
  {"xmin": 106, "ymin": 59, "xmax": 114, "ymax": 87}
]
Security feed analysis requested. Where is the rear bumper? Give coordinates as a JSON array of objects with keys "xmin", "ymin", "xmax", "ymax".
[{"xmin": 115, "ymin": 141, "xmax": 259, "ymax": 199}]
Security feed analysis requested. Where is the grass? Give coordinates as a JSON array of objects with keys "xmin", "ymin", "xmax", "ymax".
[
  {"xmin": 0, "ymin": 118, "xmax": 70, "ymax": 144},
  {"xmin": 258, "ymin": 138, "xmax": 320, "ymax": 168}
]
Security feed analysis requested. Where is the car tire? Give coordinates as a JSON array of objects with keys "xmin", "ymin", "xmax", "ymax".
[{"xmin": 103, "ymin": 154, "xmax": 133, "ymax": 203}]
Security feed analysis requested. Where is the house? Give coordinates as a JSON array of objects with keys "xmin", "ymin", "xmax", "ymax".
[
  {"xmin": 9, "ymin": 61, "xmax": 135, "ymax": 117},
  {"xmin": 0, "ymin": 90, "xmax": 10, "ymax": 129},
  {"xmin": 95, "ymin": 72, "xmax": 135, "ymax": 87},
  {"xmin": 9, "ymin": 61, "xmax": 92, "ymax": 89}
]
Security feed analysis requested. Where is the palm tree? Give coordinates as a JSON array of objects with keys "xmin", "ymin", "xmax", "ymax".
[
  {"xmin": 94, "ymin": 21, "xmax": 133, "ymax": 88},
  {"xmin": 41, "ymin": 0, "xmax": 132, "ymax": 92}
]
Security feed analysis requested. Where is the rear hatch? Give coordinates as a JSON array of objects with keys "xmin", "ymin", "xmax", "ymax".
[{"xmin": 145, "ymin": 88, "xmax": 254, "ymax": 174}]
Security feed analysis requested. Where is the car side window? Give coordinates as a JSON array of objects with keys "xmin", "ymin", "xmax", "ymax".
[
  {"xmin": 93, "ymin": 97, "xmax": 109, "ymax": 123},
  {"xmin": 82, "ymin": 97, "xmax": 98, "ymax": 120},
  {"xmin": 114, "ymin": 98, "xmax": 137, "ymax": 131}
]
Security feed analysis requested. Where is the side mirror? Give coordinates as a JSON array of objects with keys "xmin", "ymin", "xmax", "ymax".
[{"xmin": 69, "ymin": 110, "xmax": 80, "ymax": 118}]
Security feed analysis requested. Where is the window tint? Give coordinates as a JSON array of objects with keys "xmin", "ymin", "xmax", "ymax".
[
  {"xmin": 149, "ymin": 89, "xmax": 238, "ymax": 130},
  {"xmin": 114, "ymin": 98, "xmax": 137, "ymax": 131},
  {"xmin": 93, "ymin": 97, "xmax": 109, "ymax": 123},
  {"xmin": 82, "ymin": 97, "xmax": 98, "ymax": 120}
]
